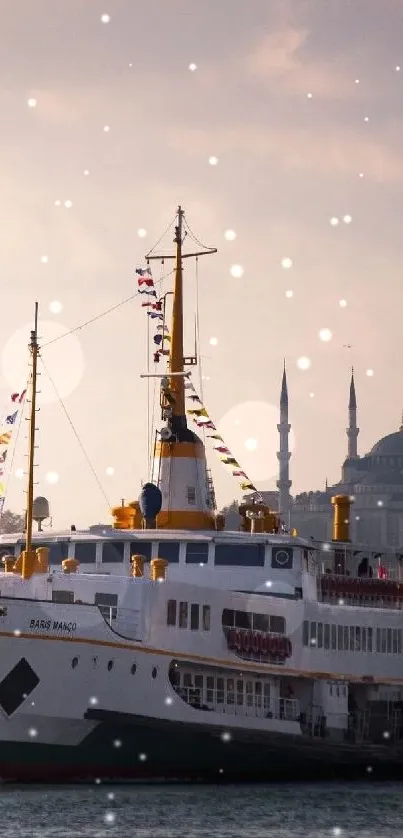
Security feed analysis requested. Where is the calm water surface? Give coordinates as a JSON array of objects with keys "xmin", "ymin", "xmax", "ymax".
[{"xmin": 0, "ymin": 782, "xmax": 402, "ymax": 837}]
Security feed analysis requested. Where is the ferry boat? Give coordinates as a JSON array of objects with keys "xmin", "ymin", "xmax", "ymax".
[{"xmin": 0, "ymin": 207, "xmax": 403, "ymax": 782}]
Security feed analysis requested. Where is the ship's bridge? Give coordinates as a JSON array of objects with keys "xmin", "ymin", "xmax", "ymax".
[{"xmin": 0, "ymin": 527, "xmax": 307, "ymax": 598}]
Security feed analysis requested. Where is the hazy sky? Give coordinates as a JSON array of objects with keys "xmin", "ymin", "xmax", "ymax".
[{"xmin": 1, "ymin": 0, "xmax": 403, "ymax": 529}]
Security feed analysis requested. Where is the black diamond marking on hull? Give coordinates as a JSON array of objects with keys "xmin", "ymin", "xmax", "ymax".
[{"xmin": 0, "ymin": 658, "xmax": 40, "ymax": 715}]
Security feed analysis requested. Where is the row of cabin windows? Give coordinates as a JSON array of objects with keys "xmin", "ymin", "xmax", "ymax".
[
  {"xmin": 303, "ymin": 621, "xmax": 403, "ymax": 655},
  {"xmin": 0, "ymin": 541, "xmax": 282, "ymax": 567},
  {"xmin": 167, "ymin": 599, "xmax": 211, "ymax": 631},
  {"xmin": 171, "ymin": 668, "xmax": 270, "ymax": 706},
  {"xmin": 222, "ymin": 608, "xmax": 286, "ymax": 635}
]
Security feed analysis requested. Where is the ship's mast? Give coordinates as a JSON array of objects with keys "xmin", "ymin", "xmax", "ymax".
[
  {"xmin": 25, "ymin": 302, "xmax": 39, "ymax": 554},
  {"xmin": 169, "ymin": 206, "xmax": 186, "ymax": 422}
]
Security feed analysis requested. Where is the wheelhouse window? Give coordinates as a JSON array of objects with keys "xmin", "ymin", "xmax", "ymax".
[
  {"xmin": 95, "ymin": 592, "xmax": 118, "ymax": 620},
  {"xmin": 185, "ymin": 542, "xmax": 209, "ymax": 564},
  {"xmin": 179, "ymin": 601, "xmax": 188, "ymax": 629},
  {"xmin": 157, "ymin": 541, "xmax": 180, "ymax": 563},
  {"xmin": 73, "ymin": 542, "xmax": 97, "ymax": 564},
  {"xmin": 214, "ymin": 543, "xmax": 265, "ymax": 567},
  {"xmin": 130, "ymin": 541, "xmax": 152, "ymax": 561},
  {"xmin": 190, "ymin": 604, "xmax": 199, "ymax": 630},
  {"xmin": 52, "ymin": 590, "xmax": 74, "ymax": 604},
  {"xmin": 102, "ymin": 541, "xmax": 125, "ymax": 563},
  {"xmin": 167, "ymin": 599, "xmax": 176, "ymax": 626}
]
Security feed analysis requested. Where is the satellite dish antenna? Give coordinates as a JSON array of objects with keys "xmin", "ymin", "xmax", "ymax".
[{"xmin": 159, "ymin": 427, "xmax": 172, "ymax": 441}]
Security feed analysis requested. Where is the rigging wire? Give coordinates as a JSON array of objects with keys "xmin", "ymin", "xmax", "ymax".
[
  {"xmin": 145, "ymin": 213, "xmax": 177, "ymax": 259},
  {"xmin": 41, "ymin": 267, "xmax": 174, "ymax": 350},
  {"xmin": 183, "ymin": 217, "xmax": 216, "ymax": 254},
  {"xmin": 39, "ymin": 356, "xmax": 112, "ymax": 512}
]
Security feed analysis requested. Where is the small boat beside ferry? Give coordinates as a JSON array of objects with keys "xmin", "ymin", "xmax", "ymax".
[{"xmin": 0, "ymin": 207, "xmax": 403, "ymax": 781}]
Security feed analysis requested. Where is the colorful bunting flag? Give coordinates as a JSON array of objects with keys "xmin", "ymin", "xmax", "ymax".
[{"xmin": 0, "ymin": 387, "xmax": 27, "ymax": 516}]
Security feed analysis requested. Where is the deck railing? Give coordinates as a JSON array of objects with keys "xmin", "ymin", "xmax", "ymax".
[{"xmin": 173, "ymin": 686, "xmax": 300, "ymax": 722}]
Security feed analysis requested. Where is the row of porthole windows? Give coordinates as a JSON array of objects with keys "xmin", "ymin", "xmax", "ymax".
[{"xmin": 70, "ymin": 658, "xmax": 158, "ymax": 678}]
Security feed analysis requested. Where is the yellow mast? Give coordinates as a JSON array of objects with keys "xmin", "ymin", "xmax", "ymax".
[
  {"xmin": 169, "ymin": 206, "xmax": 185, "ymax": 419},
  {"xmin": 21, "ymin": 302, "xmax": 39, "ymax": 579}
]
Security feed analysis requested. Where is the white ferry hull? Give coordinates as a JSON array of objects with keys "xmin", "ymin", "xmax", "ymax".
[{"xmin": 0, "ymin": 631, "xmax": 402, "ymax": 782}]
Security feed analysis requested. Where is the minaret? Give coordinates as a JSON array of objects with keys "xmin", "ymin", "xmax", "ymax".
[
  {"xmin": 151, "ymin": 206, "xmax": 215, "ymax": 530},
  {"xmin": 276, "ymin": 362, "xmax": 292, "ymax": 522},
  {"xmin": 346, "ymin": 367, "xmax": 359, "ymax": 459}
]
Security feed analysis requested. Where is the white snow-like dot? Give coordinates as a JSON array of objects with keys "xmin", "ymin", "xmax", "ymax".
[
  {"xmin": 13, "ymin": 629, "xmax": 21, "ymax": 637},
  {"xmin": 41, "ymin": 255, "xmax": 49, "ymax": 264},
  {"xmin": 107, "ymin": 792, "xmax": 115, "ymax": 800},
  {"xmin": 28, "ymin": 727, "xmax": 38, "ymax": 738},
  {"xmin": 15, "ymin": 468, "xmax": 24, "ymax": 479},
  {"xmin": 285, "ymin": 290, "xmax": 293, "ymax": 298},
  {"xmin": 245, "ymin": 437, "xmax": 258, "ymax": 451},
  {"xmin": 329, "ymin": 217, "xmax": 339, "ymax": 227},
  {"xmin": 281, "ymin": 257, "xmax": 293, "ymax": 269},
  {"xmin": 113, "ymin": 739, "xmax": 122, "ymax": 748},
  {"xmin": 221, "ymin": 731, "xmax": 231, "ymax": 742},
  {"xmin": 105, "ymin": 466, "xmax": 115, "ymax": 476},
  {"xmin": 83, "ymin": 169, "xmax": 90, "ymax": 176},
  {"xmin": 224, "ymin": 229, "xmax": 236, "ymax": 241},
  {"xmin": 188, "ymin": 63, "xmax": 197, "ymax": 71},
  {"xmin": 209, "ymin": 337, "xmax": 218, "ymax": 346},
  {"xmin": 265, "ymin": 580, "xmax": 272, "ymax": 588},
  {"xmin": 89, "ymin": 696, "xmax": 99, "ymax": 706},
  {"xmin": 137, "ymin": 228, "xmax": 147, "ymax": 238},
  {"xmin": 46, "ymin": 471, "xmax": 59, "ymax": 485},
  {"xmin": 95, "ymin": 777, "xmax": 101, "ymax": 784},
  {"xmin": 377, "ymin": 500, "xmax": 383, "ymax": 507},
  {"xmin": 339, "ymin": 299, "xmax": 347, "ymax": 308},
  {"xmin": 64, "ymin": 200, "xmax": 72, "ymax": 209},
  {"xmin": 332, "ymin": 829, "xmax": 342, "ymax": 837},
  {"xmin": 55, "ymin": 200, "xmax": 61, "ymax": 207},
  {"xmin": 383, "ymin": 730, "xmax": 390, "ymax": 739},
  {"xmin": 103, "ymin": 125, "xmax": 110, "ymax": 132},
  {"xmin": 101, "ymin": 14, "xmax": 110, "ymax": 23},
  {"xmin": 138, "ymin": 752, "xmax": 147, "ymax": 761},
  {"xmin": 164, "ymin": 696, "xmax": 174, "ymax": 705},
  {"xmin": 359, "ymin": 172, "xmax": 364, "ymax": 178},
  {"xmin": 306, "ymin": 92, "xmax": 313, "ymax": 99},
  {"xmin": 343, "ymin": 214, "xmax": 352, "ymax": 224},
  {"xmin": 49, "ymin": 300, "xmax": 63, "ymax": 314},
  {"xmin": 319, "ymin": 328, "xmax": 332, "ymax": 342},
  {"xmin": 366, "ymin": 368, "xmax": 374, "ymax": 377},
  {"xmin": 27, "ymin": 98, "xmax": 37, "ymax": 108},
  {"xmin": 366, "ymin": 765, "xmax": 373, "ymax": 773},
  {"xmin": 230, "ymin": 264, "xmax": 244, "ymax": 278},
  {"xmin": 208, "ymin": 156, "xmax": 218, "ymax": 165},
  {"xmin": 104, "ymin": 812, "xmax": 116, "ymax": 824},
  {"xmin": 297, "ymin": 356, "xmax": 311, "ymax": 371},
  {"xmin": 338, "ymin": 599, "xmax": 344, "ymax": 605},
  {"xmin": 309, "ymin": 392, "xmax": 314, "ymax": 398},
  {"xmin": 364, "ymin": 116, "xmax": 369, "ymax": 122}
]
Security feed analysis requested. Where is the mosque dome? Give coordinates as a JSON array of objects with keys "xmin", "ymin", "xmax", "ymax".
[{"xmin": 370, "ymin": 428, "xmax": 403, "ymax": 456}]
